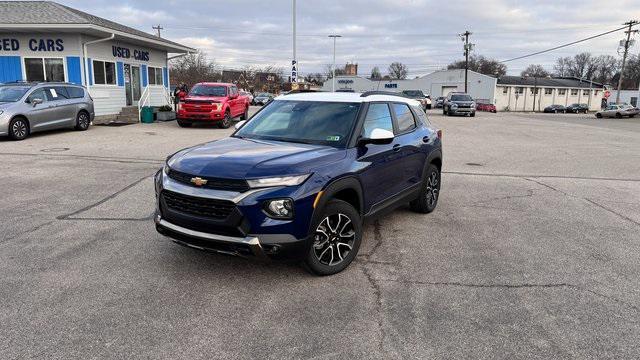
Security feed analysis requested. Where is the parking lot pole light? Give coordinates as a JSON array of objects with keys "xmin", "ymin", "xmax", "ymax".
[{"xmin": 329, "ymin": 35, "xmax": 342, "ymax": 92}]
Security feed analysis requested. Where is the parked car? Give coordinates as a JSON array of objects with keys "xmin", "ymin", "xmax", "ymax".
[
  {"xmin": 435, "ymin": 97, "xmax": 445, "ymax": 108},
  {"xmin": 596, "ymin": 104, "xmax": 640, "ymax": 118},
  {"xmin": 0, "ymin": 82, "xmax": 93, "ymax": 141},
  {"xmin": 239, "ymin": 90, "xmax": 254, "ymax": 105},
  {"xmin": 253, "ymin": 92, "xmax": 274, "ymax": 105},
  {"xmin": 443, "ymin": 92, "xmax": 476, "ymax": 117},
  {"xmin": 401, "ymin": 90, "xmax": 432, "ymax": 109},
  {"xmin": 543, "ymin": 105, "xmax": 566, "ymax": 113},
  {"xmin": 155, "ymin": 91, "xmax": 443, "ymax": 275},
  {"xmin": 565, "ymin": 103, "xmax": 589, "ymax": 114},
  {"xmin": 476, "ymin": 103, "xmax": 497, "ymax": 113},
  {"xmin": 177, "ymin": 83, "xmax": 250, "ymax": 129}
]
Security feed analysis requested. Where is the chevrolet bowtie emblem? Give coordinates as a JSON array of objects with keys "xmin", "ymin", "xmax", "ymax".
[{"xmin": 190, "ymin": 177, "xmax": 208, "ymax": 186}]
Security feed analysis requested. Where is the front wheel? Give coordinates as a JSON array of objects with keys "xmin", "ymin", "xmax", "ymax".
[
  {"xmin": 177, "ymin": 119, "xmax": 192, "ymax": 127},
  {"xmin": 616, "ymin": 113, "xmax": 622, "ymax": 119},
  {"xmin": 305, "ymin": 200, "xmax": 362, "ymax": 276},
  {"xmin": 410, "ymin": 164, "xmax": 441, "ymax": 214},
  {"xmin": 218, "ymin": 111, "xmax": 232, "ymax": 128},
  {"xmin": 9, "ymin": 117, "xmax": 29, "ymax": 140}
]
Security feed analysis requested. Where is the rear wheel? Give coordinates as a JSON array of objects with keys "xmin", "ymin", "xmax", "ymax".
[
  {"xmin": 616, "ymin": 112, "xmax": 622, "ymax": 119},
  {"xmin": 410, "ymin": 164, "xmax": 441, "ymax": 214},
  {"xmin": 9, "ymin": 117, "xmax": 29, "ymax": 140},
  {"xmin": 470, "ymin": 112, "xmax": 476, "ymax": 117},
  {"xmin": 74, "ymin": 111, "xmax": 90, "ymax": 131},
  {"xmin": 218, "ymin": 111, "xmax": 232, "ymax": 128},
  {"xmin": 305, "ymin": 199, "xmax": 362, "ymax": 276},
  {"xmin": 596, "ymin": 113, "xmax": 603, "ymax": 118},
  {"xmin": 177, "ymin": 119, "xmax": 192, "ymax": 127}
]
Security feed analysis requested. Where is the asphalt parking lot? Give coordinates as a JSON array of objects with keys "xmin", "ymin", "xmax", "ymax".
[{"xmin": 1, "ymin": 107, "xmax": 639, "ymax": 359}]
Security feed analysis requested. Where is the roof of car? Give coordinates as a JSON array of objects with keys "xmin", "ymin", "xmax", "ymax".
[{"xmin": 275, "ymin": 91, "xmax": 421, "ymax": 106}]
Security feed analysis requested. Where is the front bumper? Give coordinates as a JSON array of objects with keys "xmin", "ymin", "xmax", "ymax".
[
  {"xmin": 154, "ymin": 169, "xmax": 314, "ymax": 261},
  {"xmin": 449, "ymin": 107, "xmax": 475, "ymax": 114},
  {"xmin": 177, "ymin": 110, "xmax": 224, "ymax": 121}
]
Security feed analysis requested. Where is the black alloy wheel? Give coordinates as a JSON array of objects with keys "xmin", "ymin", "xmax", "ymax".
[
  {"xmin": 219, "ymin": 111, "xmax": 232, "ymax": 128},
  {"xmin": 75, "ymin": 111, "xmax": 90, "ymax": 131},
  {"xmin": 177, "ymin": 119, "xmax": 192, "ymax": 127},
  {"xmin": 305, "ymin": 200, "xmax": 362, "ymax": 276},
  {"xmin": 9, "ymin": 118, "xmax": 29, "ymax": 140},
  {"xmin": 410, "ymin": 164, "xmax": 441, "ymax": 214}
]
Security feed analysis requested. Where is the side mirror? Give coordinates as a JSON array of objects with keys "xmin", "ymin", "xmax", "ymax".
[
  {"xmin": 229, "ymin": 93, "xmax": 238, "ymax": 99},
  {"xmin": 31, "ymin": 98, "xmax": 43, "ymax": 107},
  {"xmin": 359, "ymin": 128, "xmax": 394, "ymax": 146},
  {"xmin": 234, "ymin": 120, "xmax": 246, "ymax": 130}
]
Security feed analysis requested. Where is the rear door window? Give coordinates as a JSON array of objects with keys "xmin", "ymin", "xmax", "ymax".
[
  {"xmin": 362, "ymin": 103, "xmax": 393, "ymax": 138},
  {"xmin": 392, "ymin": 103, "xmax": 416, "ymax": 134},
  {"xmin": 45, "ymin": 86, "xmax": 70, "ymax": 101},
  {"xmin": 411, "ymin": 105, "xmax": 430, "ymax": 126},
  {"xmin": 66, "ymin": 87, "xmax": 85, "ymax": 99}
]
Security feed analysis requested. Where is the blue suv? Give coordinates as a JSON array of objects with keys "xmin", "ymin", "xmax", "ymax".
[{"xmin": 154, "ymin": 91, "xmax": 443, "ymax": 275}]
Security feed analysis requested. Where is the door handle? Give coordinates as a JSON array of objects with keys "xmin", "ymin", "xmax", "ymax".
[
  {"xmin": 422, "ymin": 136, "xmax": 431, "ymax": 143},
  {"xmin": 392, "ymin": 144, "xmax": 401, "ymax": 152}
]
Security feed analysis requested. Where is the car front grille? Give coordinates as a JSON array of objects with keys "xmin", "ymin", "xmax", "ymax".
[
  {"xmin": 162, "ymin": 190, "xmax": 236, "ymax": 220},
  {"xmin": 168, "ymin": 169, "xmax": 250, "ymax": 192}
]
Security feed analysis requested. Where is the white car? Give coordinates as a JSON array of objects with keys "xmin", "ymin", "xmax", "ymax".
[{"xmin": 596, "ymin": 104, "xmax": 639, "ymax": 118}]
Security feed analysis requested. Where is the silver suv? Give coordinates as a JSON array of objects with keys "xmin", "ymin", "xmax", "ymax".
[
  {"xmin": 443, "ymin": 92, "xmax": 476, "ymax": 117},
  {"xmin": 0, "ymin": 82, "xmax": 94, "ymax": 140}
]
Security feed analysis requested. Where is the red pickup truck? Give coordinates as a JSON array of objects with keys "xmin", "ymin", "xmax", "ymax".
[{"xmin": 177, "ymin": 82, "xmax": 250, "ymax": 128}]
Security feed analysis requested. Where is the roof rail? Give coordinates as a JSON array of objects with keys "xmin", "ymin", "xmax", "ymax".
[{"xmin": 360, "ymin": 91, "xmax": 402, "ymax": 97}]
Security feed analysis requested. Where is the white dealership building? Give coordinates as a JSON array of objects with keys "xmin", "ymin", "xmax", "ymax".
[{"xmin": 0, "ymin": 1, "xmax": 194, "ymax": 122}]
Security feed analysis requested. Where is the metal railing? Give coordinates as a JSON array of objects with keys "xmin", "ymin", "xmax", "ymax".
[{"xmin": 138, "ymin": 86, "xmax": 151, "ymax": 122}]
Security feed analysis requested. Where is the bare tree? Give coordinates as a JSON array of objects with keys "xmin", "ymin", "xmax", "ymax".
[
  {"xmin": 520, "ymin": 64, "xmax": 550, "ymax": 78},
  {"xmin": 324, "ymin": 64, "xmax": 346, "ymax": 79},
  {"xmin": 553, "ymin": 57, "xmax": 573, "ymax": 77},
  {"xmin": 169, "ymin": 50, "xmax": 219, "ymax": 87},
  {"xmin": 591, "ymin": 55, "xmax": 619, "ymax": 85},
  {"xmin": 370, "ymin": 66, "xmax": 382, "ymax": 80},
  {"xmin": 448, "ymin": 55, "xmax": 507, "ymax": 77},
  {"xmin": 388, "ymin": 62, "xmax": 408, "ymax": 79}
]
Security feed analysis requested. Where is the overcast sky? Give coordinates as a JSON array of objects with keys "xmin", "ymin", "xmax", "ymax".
[{"xmin": 58, "ymin": 0, "xmax": 640, "ymax": 77}]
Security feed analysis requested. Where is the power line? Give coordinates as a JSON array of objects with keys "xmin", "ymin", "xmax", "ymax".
[{"xmin": 500, "ymin": 25, "xmax": 631, "ymax": 63}]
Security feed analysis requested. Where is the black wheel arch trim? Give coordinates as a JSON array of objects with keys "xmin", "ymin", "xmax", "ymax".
[{"xmin": 307, "ymin": 176, "xmax": 364, "ymax": 239}]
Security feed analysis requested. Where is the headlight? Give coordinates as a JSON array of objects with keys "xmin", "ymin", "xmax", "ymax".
[
  {"xmin": 451, "ymin": 103, "xmax": 458, "ymax": 108},
  {"xmin": 163, "ymin": 163, "xmax": 170, "ymax": 175},
  {"xmin": 263, "ymin": 198, "xmax": 294, "ymax": 219},
  {"xmin": 247, "ymin": 174, "xmax": 310, "ymax": 188}
]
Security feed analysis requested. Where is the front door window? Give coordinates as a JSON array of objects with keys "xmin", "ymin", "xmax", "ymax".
[{"xmin": 123, "ymin": 64, "xmax": 142, "ymax": 106}]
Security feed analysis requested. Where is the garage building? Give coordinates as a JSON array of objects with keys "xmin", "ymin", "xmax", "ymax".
[
  {"xmin": 0, "ymin": 1, "xmax": 194, "ymax": 122},
  {"xmin": 321, "ymin": 69, "xmax": 497, "ymax": 103}
]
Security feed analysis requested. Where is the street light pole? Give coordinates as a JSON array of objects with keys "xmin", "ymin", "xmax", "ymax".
[
  {"xmin": 328, "ymin": 35, "xmax": 341, "ymax": 92},
  {"xmin": 461, "ymin": 30, "xmax": 473, "ymax": 93}
]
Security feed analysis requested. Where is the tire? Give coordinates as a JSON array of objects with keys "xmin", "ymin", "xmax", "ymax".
[
  {"xmin": 554, "ymin": 110, "xmax": 558, "ymax": 114},
  {"xmin": 410, "ymin": 163, "xmax": 441, "ymax": 214},
  {"xmin": 74, "ymin": 111, "xmax": 90, "ymax": 131},
  {"xmin": 470, "ymin": 112, "xmax": 476, "ymax": 117},
  {"xmin": 596, "ymin": 113, "xmax": 603, "ymax": 118},
  {"xmin": 616, "ymin": 113, "xmax": 622, "ymax": 119},
  {"xmin": 240, "ymin": 107, "xmax": 249, "ymax": 120},
  {"xmin": 8, "ymin": 117, "xmax": 29, "ymax": 140},
  {"xmin": 630, "ymin": 114, "xmax": 636, "ymax": 118},
  {"xmin": 218, "ymin": 111, "xmax": 232, "ymax": 129},
  {"xmin": 177, "ymin": 119, "xmax": 192, "ymax": 127},
  {"xmin": 304, "ymin": 199, "xmax": 362, "ymax": 276}
]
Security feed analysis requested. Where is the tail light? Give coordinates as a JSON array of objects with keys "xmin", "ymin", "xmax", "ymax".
[{"xmin": 437, "ymin": 129, "xmax": 443, "ymax": 140}]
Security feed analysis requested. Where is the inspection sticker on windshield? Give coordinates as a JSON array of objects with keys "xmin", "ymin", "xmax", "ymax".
[{"xmin": 326, "ymin": 135, "xmax": 341, "ymax": 142}]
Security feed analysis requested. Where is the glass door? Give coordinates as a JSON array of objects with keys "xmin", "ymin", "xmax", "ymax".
[
  {"xmin": 124, "ymin": 64, "xmax": 132, "ymax": 106},
  {"xmin": 131, "ymin": 66, "xmax": 141, "ymax": 104}
]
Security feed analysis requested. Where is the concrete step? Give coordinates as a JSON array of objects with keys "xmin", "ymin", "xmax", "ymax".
[{"xmin": 119, "ymin": 106, "xmax": 140, "ymax": 114}]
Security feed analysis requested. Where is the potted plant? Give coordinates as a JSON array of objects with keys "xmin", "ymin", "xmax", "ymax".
[{"xmin": 156, "ymin": 105, "xmax": 176, "ymax": 121}]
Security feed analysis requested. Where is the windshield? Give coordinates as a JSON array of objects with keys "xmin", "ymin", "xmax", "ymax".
[
  {"xmin": 403, "ymin": 90, "xmax": 425, "ymax": 97},
  {"xmin": 189, "ymin": 85, "xmax": 227, "ymax": 97},
  {"xmin": 451, "ymin": 94, "xmax": 473, "ymax": 101},
  {"xmin": 235, "ymin": 100, "xmax": 361, "ymax": 147},
  {"xmin": 0, "ymin": 86, "xmax": 30, "ymax": 102}
]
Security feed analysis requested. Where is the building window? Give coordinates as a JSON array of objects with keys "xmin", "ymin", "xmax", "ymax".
[
  {"xmin": 558, "ymin": 89, "xmax": 566, "ymax": 95},
  {"xmin": 148, "ymin": 67, "xmax": 164, "ymax": 85},
  {"xmin": 92, "ymin": 60, "xmax": 116, "ymax": 85},
  {"xmin": 502, "ymin": 87, "xmax": 508, "ymax": 94},
  {"xmin": 545, "ymin": 88, "xmax": 553, "ymax": 95},
  {"xmin": 515, "ymin": 87, "xmax": 524, "ymax": 94},
  {"xmin": 583, "ymin": 89, "xmax": 590, "ymax": 96},
  {"xmin": 571, "ymin": 89, "xmax": 579, "ymax": 96},
  {"xmin": 24, "ymin": 58, "xmax": 65, "ymax": 82},
  {"xmin": 530, "ymin": 88, "xmax": 539, "ymax": 95}
]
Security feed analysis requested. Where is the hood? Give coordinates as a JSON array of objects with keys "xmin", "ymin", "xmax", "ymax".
[
  {"xmin": 184, "ymin": 95, "xmax": 228, "ymax": 102},
  {"xmin": 168, "ymin": 136, "xmax": 345, "ymax": 179},
  {"xmin": 0, "ymin": 101, "xmax": 17, "ymax": 110}
]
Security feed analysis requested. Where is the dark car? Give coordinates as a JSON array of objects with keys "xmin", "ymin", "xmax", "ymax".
[
  {"xmin": 155, "ymin": 92, "xmax": 443, "ymax": 275},
  {"xmin": 443, "ymin": 92, "xmax": 476, "ymax": 117},
  {"xmin": 401, "ymin": 90, "xmax": 431, "ymax": 109},
  {"xmin": 543, "ymin": 105, "xmax": 566, "ymax": 113},
  {"xmin": 435, "ymin": 97, "xmax": 445, "ymax": 108},
  {"xmin": 565, "ymin": 103, "xmax": 589, "ymax": 114}
]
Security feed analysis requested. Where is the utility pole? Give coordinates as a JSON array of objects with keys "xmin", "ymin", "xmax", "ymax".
[
  {"xmin": 615, "ymin": 20, "xmax": 639, "ymax": 104},
  {"xmin": 328, "ymin": 35, "xmax": 341, "ymax": 92},
  {"xmin": 291, "ymin": 0, "xmax": 297, "ymax": 83},
  {"xmin": 460, "ymin": 31, "xmax": 473, "ymax": 93},
  {"xmin": 152, "ymin": 25, "xmax": 163, "ymax": 37}
]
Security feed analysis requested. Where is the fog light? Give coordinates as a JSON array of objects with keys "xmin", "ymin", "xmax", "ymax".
[{"xmin": 264, "ymin": 199, "xmax": 294, "ymax": 219}]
